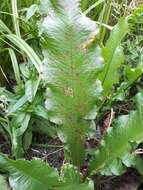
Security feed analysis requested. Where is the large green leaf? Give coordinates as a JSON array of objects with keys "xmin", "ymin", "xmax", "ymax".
[
  {"xmin": 0, "ymin": 155, "xmax": 60, "ymax": 190},
  {"xmin": 60, "ymin": 164, "xmax": 94, "ymax": 190},
  {"xmin": 99, "ymin": 17, "xmax": 128, "ymax": 95},
  {"xmin": 0, "ymin": 154, "xmax": 94, "ymax": 190},
  {"xmin": 14, "ymin": 113, "xmax": 31, "ymax": 137},
  {"xmin": 89, "ymin": 92, "xmax": 143, "ymax": 175},
  {"xmin": 8, "ymin": 95, "xmax": 27, "ymax": 115},
  {"xmin": 124, "ymin": 65, "xmax": 143, "ymax": 85},
  {"xmin": 25, "ymin": 78, "xmax": 40, "ymax": 103},
  {"xmin": 40, "ymin": 0, "xmax": 102, "ymax": 167}
]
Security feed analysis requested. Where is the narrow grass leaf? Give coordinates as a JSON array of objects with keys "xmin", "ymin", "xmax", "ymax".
[
  {"xmin": 0, "ymin": 19, "xmax": 11, "ymax": 34},
  {"xmin": 5, "ymin": 34, "xmax": 42, "ymax": 73},
  {"xmin": 11, "ymin": 0, "xmax": 21, "ymax": 38},
  {"xmin": 84, "ymin": 0, "xmax": 105, "ymax": 15},
  {"xmin": 9, "ymin": 48, "xmax": 22, "ymax": 87}
]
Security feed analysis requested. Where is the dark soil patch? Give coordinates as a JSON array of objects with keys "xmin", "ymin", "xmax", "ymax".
[
  {"xmin": 113, "ymin": 99, "xmax": 134, "ymax": 117},
  {"xmin": 0, "ymin": 133, "xmax": 11, "ymax": 155},
  {"xmin": 26, "ymin": 133, "xmax": 64, "ymax": 169},
  {"xmin": 93, "ymin": 169, "xmax": 143, "ymax": 190}
]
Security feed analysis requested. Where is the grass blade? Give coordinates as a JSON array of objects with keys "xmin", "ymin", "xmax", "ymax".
[
  {"xmin": 84, "ymin": 0, "xmax": 105, "ymax": 15},
  {"xmin": 6, "ymin": 34, "xmax": 42, "ymax": 73},
  {"xmin": 0, "ymin": 66, "xmax": 10, "ymax": 84},
  {"xmin": 0, "ymin": 19, "xmax": 11, "ymax": 34},
  {"xmin": 11, "ymin": 0, "xmax": 21, "ymax": 38},
  {"xmin": 8, "ymin": 48, "xmax": 22, "ymax": 87}
]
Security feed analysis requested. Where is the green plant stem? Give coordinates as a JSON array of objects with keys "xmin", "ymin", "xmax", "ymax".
[
  {"xmin": 33, "ymin": 144, "xmax": 64, "ymax": 148},
  {"xmin": 99, "ymin": 0, "xmax": 112, "ymax": 45},
  {"xmin": 84, "ymin": 0, "xmax": 105, "ymax": 15},
  {"xmin": 0, "ymin": 11, "xmax": 13, "ymax": 16},
  {"xmin": 0, "ymin": 66, "xmax": 10, "ymax": 84},
  {"xmin": 95, "ymin": 21, "xmax": 113, "ymax": 30}
]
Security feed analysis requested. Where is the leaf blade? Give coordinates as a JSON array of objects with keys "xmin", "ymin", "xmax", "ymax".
[
  {"xmin": 99, "ymin": 17, "xmax": 128, "ymax": 95},
  {"xmin": 89, "ymin": 93, "xmax": 143, "ymax": 176}
]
